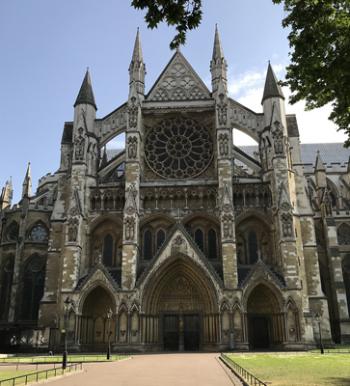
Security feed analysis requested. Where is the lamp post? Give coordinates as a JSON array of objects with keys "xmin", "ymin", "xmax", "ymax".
[
  {"xmin": 62, "ymin": 297, "xmax": 72, "ymax": 369},
  {"xmin": 106, "ymin": 308, "xmax": 112, "ymax": 360},
  {"xmin": 315, "ymin": 312, "xmax": 324, "ymax": 355}
]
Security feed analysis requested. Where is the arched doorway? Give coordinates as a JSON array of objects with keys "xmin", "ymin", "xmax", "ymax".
[
  {"xmin": 246, "ymin": 284, "xmax": 284, "ymax": 349},
  {"xmin": 80, "ymin": 286, "xmax": 115, "ymax": 348},
  {"xmin": 142, "ymin": 257, "xmax": 219, "ymax": 351}
]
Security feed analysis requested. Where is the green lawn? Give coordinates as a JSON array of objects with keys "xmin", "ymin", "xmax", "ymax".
[
  {"xmin": 227, "ymin": 353, "xmax": 350, "ymax": 386},
  {"xmin": 0, "ymin": 367, "xmax": 73, "ymax": 385}
]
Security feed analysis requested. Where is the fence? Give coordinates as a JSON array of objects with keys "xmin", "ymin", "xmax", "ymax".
[
  {"xmin": 0, "ymin": 355, "xmax": 121, "ymax": 364},
  {"xmin": 0, "ymin": 362, "xmax": 82, "ymax": 386},
  {"xmin": 220, "ymin": 353, "xmax": 267, "ymax": 386}
]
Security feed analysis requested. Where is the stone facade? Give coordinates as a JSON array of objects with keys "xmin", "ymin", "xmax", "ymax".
[{"xmin": 0, "ymin": 28, "xmax": 350, "ymax": 352}]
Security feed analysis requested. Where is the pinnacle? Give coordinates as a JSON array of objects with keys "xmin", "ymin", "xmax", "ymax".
[
  {"xmin": 315, "ymin": 150, "xmax": 326, "ymax": 171},
  {"xmin": 74, "ymin": 69, "xmax": 97, "ymax": 110},
  {"xmin": 261, "ymin": 62, "xmax": 285, "ymax": 104},
  {"xmin": 212, "ymin": 24, "xmax": 224, "ymax": 60},
  {"xmin": 131, "ymin": 28, "xmax": 143, "ymax": 63}
]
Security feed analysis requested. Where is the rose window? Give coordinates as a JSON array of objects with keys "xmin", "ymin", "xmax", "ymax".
[{"xmin": 145, "ymin": 118, "xmax": 213, "ymax": 179}]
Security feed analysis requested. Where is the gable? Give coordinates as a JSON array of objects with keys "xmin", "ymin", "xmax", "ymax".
[{"xmin": 146, "ymin": 50, "xmax": 211, "ymax": 102}]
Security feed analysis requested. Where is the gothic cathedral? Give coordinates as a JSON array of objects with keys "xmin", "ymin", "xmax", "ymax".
[{"xmin": 1, "ymin": 28, "xmax": 350, "ymax": 352}]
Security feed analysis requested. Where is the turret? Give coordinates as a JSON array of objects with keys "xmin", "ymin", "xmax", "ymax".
[
  {"xmin": 22, "ymin": 162, "xmax": 32, "ymax": 199},
  {"xmin": 0, "ymin": 178, "xmax": 13, "ymax": 210},
  {"xmin": 210, "ymin": 24, "xmax": 227, "ymax": 95},
  {"xmin": 262, "ymin": 63, "xmax": 287, "ymax": 132},
  {"xmin": 72, "ymin": 69, "xmax": 97, "ymax": 164},
  {"xmin": 129, "ymin": 28, "xmax": 146, "ymax": 97}
]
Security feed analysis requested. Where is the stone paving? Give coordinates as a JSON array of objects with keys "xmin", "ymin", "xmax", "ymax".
[{"xmin": 46, "ymin": 353, "xmax": 239, "ymax": 386}]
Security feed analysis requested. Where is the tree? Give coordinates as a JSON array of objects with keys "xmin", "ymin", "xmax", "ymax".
[
  {"xmin": 131, "ymin": 0, "xmax": 202, "ymax": 49},
  {"xmin": 273, "ymin": 0, "xmax": 350, "ymax": 146}
]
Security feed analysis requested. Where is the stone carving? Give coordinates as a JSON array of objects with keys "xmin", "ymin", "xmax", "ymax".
[
  {"xmin": 281, "ymin": 213, "xmax": 293, "ymax": 238},
  {"xmin": 222, "ymin": 214, "xmax": 234, "ymax": 239},
  {"xmin": 124, "ymin": 216, "xmax": 135, "ymax": 240},
  {"xmin": 218, "ymin": 133, "xmax": 229, "ymax": 157},
  {"xmin": 68, "ymin": 217, "xmax": 79, "ymax": 242},
  {"xmin": 125, "ymin": 183, "xmax": 138, "ymax": 215},
  {"xmin": 128, "ymin": 96, "xmax": 138, "ymax": 128},
  {"xmin": 74, "ymin": 127, "xmax": 85, "ymax": 161},
  {"xmin": 148, "ymin": 59, "xmax": 209, "ymax": 101},
  {"xmin": 171, "ymin": 234, "xmax": 187, "ymax": 254},
  {"xmin": 272, "ymin": 120, "xmax": 284, "ymax": 155},
  {"xmin": 145, "ymin": 117, "xmax": 213, "ymax": 179},
  {"xmin": 217, "ymin": 93, "xmax": 228, "ymax": 126},
  {"xmin": 127, "ymin": 136, "xmax": 138, "ymax": 159}
]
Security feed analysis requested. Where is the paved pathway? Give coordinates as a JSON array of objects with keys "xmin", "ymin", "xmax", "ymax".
[{"xmin": 47, "ymin": 354, "xmax": 239, "ymax": 386}]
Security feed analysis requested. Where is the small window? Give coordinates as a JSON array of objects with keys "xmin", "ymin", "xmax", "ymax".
[
  {"xmin": 194, "ymin": 229, "xmax": 204, "ymax": 252},
  {"xmin": 143, "ymin": 229, "xmax": 153, "ymax": 260},
  {"xmin": 208, "ymin": 229, "xmax": 217, "ymax": 260},
  {"xmin": 103, "ymin": 234, "xmax": 114, "ymax": 266},
  {"xmin": 29, "ymin": 223, "xmax": 48, "ymax": 242},
  {"xmin": 156, "ymin": 229, "xmax": 166, "ymax": 251}
]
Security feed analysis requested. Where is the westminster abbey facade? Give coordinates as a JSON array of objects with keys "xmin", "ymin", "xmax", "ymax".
[{"xmin": 0, "ymin": 28, "xmax": 350, "ymax": 352}]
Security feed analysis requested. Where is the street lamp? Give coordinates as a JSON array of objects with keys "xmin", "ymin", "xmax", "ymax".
[
  {"xmin": 106, "ymin": 308, "xmax": 113, "ymax": 360},
  {"xmin": 315, "ymin": 312, "xmax": 324, "ymax": 355},
  {"xmin": 62, "ymin": 297, "xmax": 73, "ymax": 369}
]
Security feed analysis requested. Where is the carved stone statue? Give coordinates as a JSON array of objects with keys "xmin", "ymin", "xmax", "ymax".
[
  {"xmin": 128, "ymin": 96, "xmax": 138, "ymax": 128},
  {"xmin": 125, "ymin": 216, "xmax": 135, "ymax": 240},
  {"xmin": 281, "ymin": 213, "xmax": 293, "ymax": 238},
  {"xmin": 218, "ymin": 133, "xmax": 229, "ymax": 157},
  {"xmin": 217, "ymin": 93, "xmax": 228, "ymax": 126},
  {"xmin": 74, "ymin": 127, "xmax": 85, "ymax": 161},
  {"xmin": 68, "ymin": 217, "xmax": 79, "ymax": 242},
  {"xmin": 127, "ymin": 136, "xmax": 138, "ymax": 159},
  {"xmin": 222, "ymin": 214, "xmax": 234, "ymax": 239}
]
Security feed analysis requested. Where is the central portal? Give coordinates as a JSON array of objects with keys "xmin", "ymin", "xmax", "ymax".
[{"xmin": 163, "ymin": 314, "xmax": 200, "ymax": 351}]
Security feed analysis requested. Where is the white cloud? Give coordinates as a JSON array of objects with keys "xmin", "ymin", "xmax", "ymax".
[{"xmin": 228, "ymin": 66, "xmax": 347, "ymax": 146}]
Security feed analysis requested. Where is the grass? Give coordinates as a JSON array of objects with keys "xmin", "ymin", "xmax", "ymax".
[
  {"xmin": 0, "ymin": 365, "xmax": 80, "ymax": 385},
  {"xmin": 227, "ymin": 353, "xmax": 350, "ymax": 386},
  {"xmin": 0, "ymin": 354, "xmax": 128, "ymax": 364}
]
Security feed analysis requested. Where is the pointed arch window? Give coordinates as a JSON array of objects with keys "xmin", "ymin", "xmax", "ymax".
[
  {"xmin": 208, "ymin": 229, "xmax": 218, "ymax": 260},
  {"xmin": 143, "ymin": 229, "xmax": 153, "ymax": 260},
  {"xmin": 194, "ymin": 228, "xmax": 204, "ymax": 252},
  {"xmin": 103, "ymin": 234, "xmax": 114, "ymax": 267},
  {"xmin": 21, "ymin": 255, "xmax": 46, "ymax": 321},
  {"xmin": 156, "ymin": 229, "xmax": 166, "ymax": 251},
  {"xmin": 5, "ymin": 222, "xmax": 19, "ymax": 242},
  {"xmin": 248, "ymin": 231, "xmax": 258, "ymax": 264},
  {"xmin": 0, "ymin": 256, "xmax": 14, "ymax": 320}
]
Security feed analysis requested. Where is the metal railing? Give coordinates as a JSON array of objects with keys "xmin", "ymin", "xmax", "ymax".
[
  {"xmin": 0, "ymin": 362, "xmax": 82, "ymax": 385},
  {"xmin": 0, "ymin": 354, "xmax": 125, "ymax": 364},
  {"xmin": 220, "ymin": 353, "xmax": 267, "ymax": 386}
]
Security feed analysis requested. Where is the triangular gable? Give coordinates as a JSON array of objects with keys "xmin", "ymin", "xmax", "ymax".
[
  {"xmin": 137, "ymin": 223, "xmax": 223, "ymax": 291},
  {"xmin": 240, "ymin": 259, "xmax": 286, "ymax": 290},
  {"xmin": 146, "ymin": 50, "xmax": 211, "ymax": 102},
  {"xmin": 76, "ymin": 263, "xmax": 119, "ymax": 293}
]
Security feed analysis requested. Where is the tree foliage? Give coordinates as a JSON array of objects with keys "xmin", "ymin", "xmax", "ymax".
[
  {"xmin": 273, "ymin": 0, "xmax": 350, "ymax": 145},
  {"xmin": 131, "ymin": 0, "xmax": 202, "ymax": 49}
]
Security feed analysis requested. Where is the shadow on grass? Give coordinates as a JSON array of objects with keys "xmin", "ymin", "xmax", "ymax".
[{"xmin": 326, "ymin": 378, "xmax": 350, "ymax": 386}]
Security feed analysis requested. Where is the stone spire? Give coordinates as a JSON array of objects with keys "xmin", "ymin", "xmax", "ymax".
[
  {"xmin": 129, "ymin": 28, "xmax": 146, "ymax": 96},
  {"xmin": 315, "ymin": 150, "xmax": 327, "ymax": 188},
  {"xmin": 210, "ymin": 24, "xmax": 227, "ymax": 94},
  {"xmin": 0, "ymin": 177, "xmax": 13, "ymax": 210},
  {"xmin": 74, "ymin": 69, "xmax": 97, "ymax": 110},
  {"xmin": 22, "ymin": 162, "xmax": 32, "ymax": 198},
  {"xmin": 261, "ymin": 62, "xmax": 285, "ymax": 104}
]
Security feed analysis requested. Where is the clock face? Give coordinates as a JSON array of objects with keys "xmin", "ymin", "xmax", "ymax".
[
  {"xmin": 30, "ymin": 225, "xmax": 48, "ymax": 242},
  {"xmin": 144, "ymin": 117, "xmax": 213, "ymax": 179}
]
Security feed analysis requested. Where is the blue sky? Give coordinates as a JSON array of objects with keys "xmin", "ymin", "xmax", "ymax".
[{"xmin": 0, "ymin": 0, "xmax": 347, "ymax": 203}]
